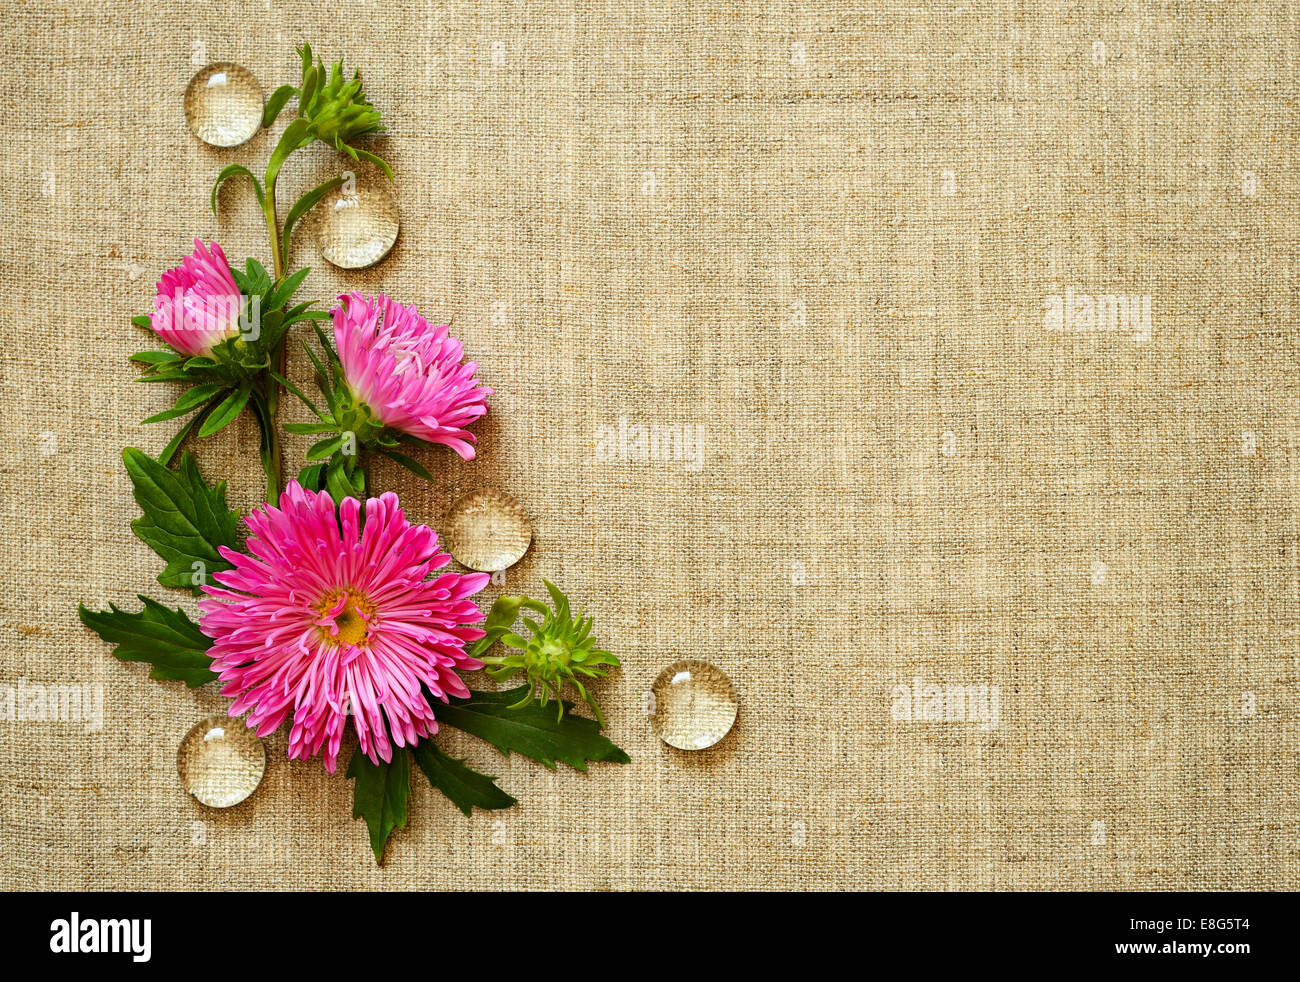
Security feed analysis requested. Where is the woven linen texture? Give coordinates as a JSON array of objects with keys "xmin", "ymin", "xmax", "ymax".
[{"xmin": 1, "ymin": 0, "xmax": 1296, "ymax": 889}]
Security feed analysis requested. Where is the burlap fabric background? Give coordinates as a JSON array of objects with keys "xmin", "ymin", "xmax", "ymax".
[{"xmin": 1, "ymin": 0, "xmax": 1296, "ymax": 890}]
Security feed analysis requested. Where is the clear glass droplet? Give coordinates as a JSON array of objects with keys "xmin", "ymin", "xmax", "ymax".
[
  {"xmin": 184, "ymin": 63, "xmax": 264, "ymax": 148},
  {"xmin": 649, "ymin": 660, "xmax": 738, "ymax": 750},
  {"xmin": 443, "ymin": 488, "xmax": 532, "ymax": 572},
  {"xmin": 316, "ymin": 179, "xmax": 399, "ymax": 269},
  {"xmin": 176, "ymin": 715, "xmax": 266, "ymax": 808}
]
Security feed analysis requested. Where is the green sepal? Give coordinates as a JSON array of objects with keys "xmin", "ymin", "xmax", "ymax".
[{"xmin": 263, "ymin": 84, "xmax": 297, "ymax": 128}]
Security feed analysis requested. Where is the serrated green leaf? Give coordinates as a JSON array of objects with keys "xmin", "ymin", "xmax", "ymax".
[
  {"xmin": 131, "ymin": 314, "xmax": 154, "ymax": 330},
  {"xmin": 437, "ymin": 686, "xmax": 630, "ymax": 771},
  {"xmin": 123, "ymin": 447, "xmax": 240, "ymax": 594},
  {"xmin": 263, "ymin": 84, "xmax": 297, "ymax": 128},
  {"xmin": 347, "ymin": 746, "xmax": 409, "ymax": 864},
  {"xmin": 413, "ymin": 742, "xmax": 516, "ymax": 818},
  {"xmin": 196, "ymin": 385, "xmax": 252, "ymax": 438},
  {"xmin": 210, "ymin": 163, "xmax": 265, "ymax": 214},
  {"xmin": 78, "ymin": 596, "xmax": 217, "ymax": 687}
]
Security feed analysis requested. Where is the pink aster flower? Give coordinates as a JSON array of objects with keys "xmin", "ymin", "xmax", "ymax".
[
  {"xmin": 150, "ymin": 238, "xmax": 243, "ymax": 356},
  {"xmin": 198, "ymin": 482, "xmax": 489, "ymax": 773},
  {"xmin": 333, "ymin": 292, "xmax": 492, "ymax": 459}
]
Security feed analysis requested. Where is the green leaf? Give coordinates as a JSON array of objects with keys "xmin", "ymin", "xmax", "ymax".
[
  {"xmin": 243, "ymin": 257, "xmax": 272, "ymax": 297},
  {"xmin": 284, "ymin": 421, "xmax": 341, "ymax": 435},
  {"xmin": 247, "ymin": 391, "xmax": 280, "ymax": 503},
  {"xmin": 195, "ymin": 385, "xmax": 252, "ymax": 438},
  {"xmin": 324, "ymin": 454, "xmax": 364, "ymax": 500},
  {"xmin": 284, "ymin": 307, "xmax": 333, "ymax": 325},
  {"xmin": 129, "ymin": 350, "xmax": 182, "ymax": 366},
  {"xmin": 281, "ymin": 175, "xmax": 344, "ymax": 263},
  {"xmin": 269, "ymin": 371, "xmax": 327, "ymax": 420},
  {"xmin": 210, "ymin": 164, "xmax": 265, "ymax": 214},
  {"xmin": 263, "ymin": 84, "xmax": 297, "ymax": 128},
  {"xmin": 297, "ymin": 462, "xmax": 325, "ymax": 490},
  {"xmin": 347, "ymin": 144, "xmax": 394, "ymax": 181},
  {"xmin": 376, "ymin": 447, "xmax": 434, "ymax": 483},
  {"xmin": 306, "ymin": 435, "xmax": 344, "ymax": 460},
  {"xmin": 310, "ymin": 319, "xmax": 341, "ymax": 371},
  {"xmin": 264, "ymin": 266, "xmax": 312, "ymax": 314},
  {"xmin": 436, "ymin": 686, "xmax": 630, "ymax": 771},
  {"xmin": 131, "ymin": 314, "xmax": 154, "ymax": 330},
  {"xmin": 544, "ymin": 578, "xmax": 571, "ymax": 622},
  {"xmin": 135, "ymin": 372, "xmax": 194, "ymax": 385},
  {"xmin": 412, "ymin": 742, "xmax": 516, "ymax": 818},
  {"xmin": 347, "ymin": 746, "xmax": 410, "ymax": 864},
  {"xmin": 123, "ymin": 447, "xmax": 240, "ymax": 594},
  {"xmin": 265, "ymin": 117, "xmax": 313, "ymax": 186},
  {"xmin": 78, "ymin": 596, "xmax": 217, "ymax": 688},
  {"xmin": 300, "ymin": 65, "xmax": 320, "ymax": 113},
  {"xmin": 158, "ymin": 395, "xmax": 222, "ymax": 466},
  {"xmin": 140, "ymin": 383, "xmax": 225, "ymax": 425}
]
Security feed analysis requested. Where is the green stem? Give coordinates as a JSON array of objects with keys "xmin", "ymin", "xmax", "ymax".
[
  {"xmin": 359, "ymin": 444, "xmax": 373, "ymax": 499},
  {"xmin": 263, "ymin": 176, "xmax": 285, "ymax": 282},
  {"xmin": 262, "ymin": 175, "xmax": 288, "ymax": 496},
  {"xmin": 264, "ymin": 416, "xmax": 283, "ymax": 502}
]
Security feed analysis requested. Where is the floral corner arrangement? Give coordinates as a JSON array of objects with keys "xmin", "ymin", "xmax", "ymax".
[{"xmin": 78, "ymin": 44, "xmax": 627, "ymax": 864}]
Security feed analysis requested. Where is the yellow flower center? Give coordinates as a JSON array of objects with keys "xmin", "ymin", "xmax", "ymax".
[{"xmin": 315, "ymin": 589, "xmax": 376, "ymax": 648}]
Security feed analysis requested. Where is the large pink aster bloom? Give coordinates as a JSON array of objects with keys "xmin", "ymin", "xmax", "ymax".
[
  {"xmin": 151, "ymin": 239, "xmax": 242, "ymax": 356},
  {"xmin": 198, "ymin": 482, "xmax": 489, "ymax": 772},
  {"xmin": 333, "ymin": 292, "xmax": 492, "ymax": 459}
]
